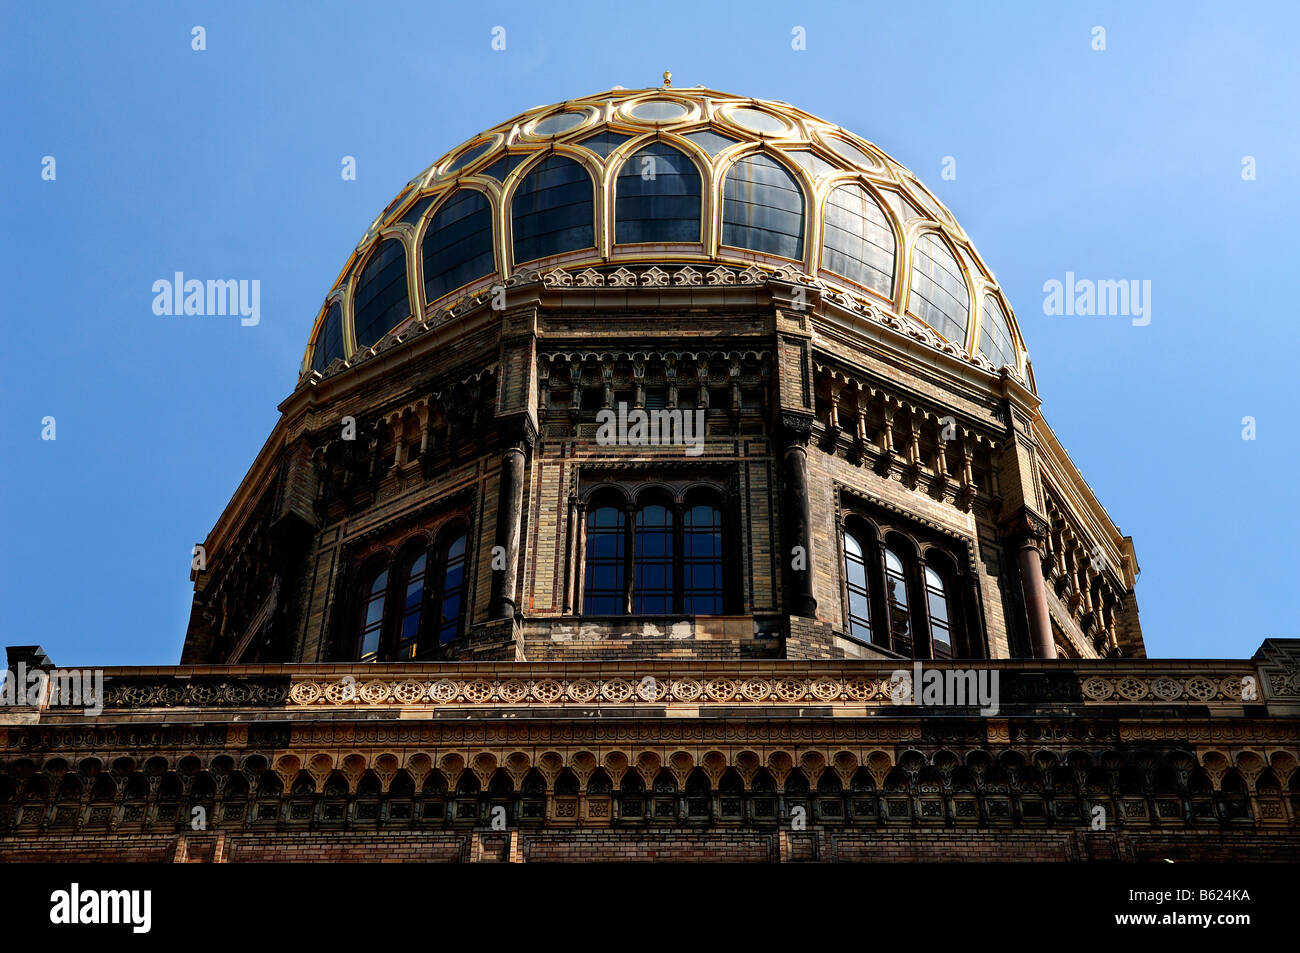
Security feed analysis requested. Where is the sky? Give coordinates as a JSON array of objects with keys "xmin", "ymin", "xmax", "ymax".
[{"xmin": 1, "ymin": 1, "xmax": 1296, "ymax": 665}]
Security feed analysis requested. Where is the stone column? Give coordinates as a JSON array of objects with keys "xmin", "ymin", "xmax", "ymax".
[
  {"xmin": 781, "ymin": 417, "xmax": 817, "ymax": 618},
  {"xmin": 490, "ymin": 421, "xmax": 534, "ymax": 620},
  {"xmin": 1015, "ymin": 518, "xmax": 1056, "ymax": 660}
]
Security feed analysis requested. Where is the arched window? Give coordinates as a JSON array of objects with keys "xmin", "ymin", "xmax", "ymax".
[
  {"xmin": 352, "ymin": 525, "xmax": 468, "ymax": 661},
  {"xmin": 310, "ymin": 300, "xmax": 344, "ymax": 372},
  {"xmin": 924, "ymin": 565, "xmax": 953, "ymax": 659},
  {"xmin": 353, "ymin": 238, "xmax": 410, "ymax": 349},
  {"xmin": 682, "ymin": 501, "xmax": 723, "ymax": 614},
  {"xmin": 822, "ymin": 184, "xmax": 895, "ymax": 297},
  {"xmin": 633, "ymin": 501, "xmax": 675, "ymax": 614},
  {"xmin": 615, "ymin": 143, "xmax": 702, "ymax": 243},
  {"xmin": 511, "ymin": 155, "xmax": 595, "ymax": 264},
  {"xmin": 356, "ymin": 568, "xmax": 388, "ymax": 663},
  {"xmin": 907, "ymin": 233, "xmax": 968, "ymax": 346},
  {"xmin": 884, "ymin": 548, "xmax": 913, "ymax": 657},
  {"xmin": 394, "ymin": 551, "xmax": 427, "ymax": 659},
  {"xmin": 843, "ymin": 531, "xmax": 873, "ymax": 643},
  {"xmin": 584, "ymin": 504, "xmax": 627, "ymax": 614},
  {"xmin": 979, "ymin": 294, "xmax": 1016, "ymax": 370},
  {"xmin": 721, "ymin": 153, "xmax": 805, "ymax": 259},
  {"xmin": 422, "ymin": 190, "xmax": 495, "ymax": 304},
  {"xmin": 436, "ymin": 532, "xmax": 467, "ymax": 643}
]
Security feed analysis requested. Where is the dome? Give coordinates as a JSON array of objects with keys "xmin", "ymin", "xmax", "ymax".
[{"xmin": 302, "ymin": 86, "xmax": 1027, "ymax": 382}]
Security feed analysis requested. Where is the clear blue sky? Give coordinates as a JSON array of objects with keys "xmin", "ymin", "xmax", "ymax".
[{"xmin": 2, "ymin": 1, "xmax": 1296, "ymax": 664}]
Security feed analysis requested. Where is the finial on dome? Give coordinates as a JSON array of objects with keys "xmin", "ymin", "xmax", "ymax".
[{"xmin": 662, "ymin": 69, "xmax": 672, "ymax": 88}]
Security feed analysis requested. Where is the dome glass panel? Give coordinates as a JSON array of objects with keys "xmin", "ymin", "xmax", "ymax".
[
  {"xmin": 908, "ymin": 234, "xmax": 969, "ymax": 345},
  {"xmin": 353, "ymin": 238, "xmax": 410, "ymax": 349},
  {"xmin": 533, "ymin": 111, "xmax": 586, "ymax": 136},
  {"xmin": 728, "ymin": 107, "xmax": 789, "ymax": 135},
  {"xmin": 721, "ymin": 153, "xmax": 805, "ymax": 259},
  {"xmin": 422, "ymin": 189, "xmax": 495, "ymax": 304},
  {"xmin": 310, "ymin": 301, "xmax": 344, "ymax": 372},
  {"xmin": 446, "ymin": 140, "xmax": 493, "ymax": 173},
  {"xmin": 615, "ymin": 143, "xmax": 702, "ymax": 244},
  {"xmin": 683, "ymin": 129, "xmax": 737, "ymax": 156},
  {"xmin": 511, "ymin": 155, "xmax": 595, "ymax": 263},
  {"xmin": 979, "ymin": 295, "xmax": 1017, "ymax": 369},
  {"xmin": 579, "ymin": 130, "xmax": 632, "ymax": 158},
  {"xmin": 630, "ymin": 100, "xmax": 687, "ymax": 121},
  {"xmin": 822, "ymin": 184, "xmax": 895, "ymax": 297}
]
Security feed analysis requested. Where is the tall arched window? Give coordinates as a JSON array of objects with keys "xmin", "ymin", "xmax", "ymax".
[
  {"xmin": 351, "ymin": 524, "xmax": 468, "ymax": 661},
  {"xmin": 907, "ymin": 233, "xmax": 969, "ymax": 346},
  {"xmin": 634, "ymin": 501, "xmax": 675, "ymax": 614},
  {"xmin": 843, "ymin": 531, "xmax": 873, "ymax": 643},
  {"xmin": 511, "ymin": 155, "xmax": 595, "ymax": 264},
  {"xmin": 356, "ymin": 568, "xmax": 389, "ymax": 663},
  {"xmin": 394, "ymin": 551, "xmax": 427, "ymax": 659},
  {"xmin": 615, "ymin": 143, "xmax": 702, "ymax": 244},
  {"xmin": 721, "ymin": 153, "xmax": 805, "ymax": 259},
  {"xmin": 924, "ymin": 565, "xmax": 953, "ymax": 659},
  {"xmin": 584, "ymin": 505, "xmax": 627, "ymax": 614},
  {"xmin": 353, "ymin": 238, "xmax": 410, "ymax": 349},
  {"xmin": 822, "ymin": 184, "xmax": 895, "ymax": 297},
  {"xmin": 884, "ymin": 548, "xmax": 913, "ymax": 657},
  {"xmin": 310, "ymin": 300, "xmax": 344, "ymax": 372},
  {"xmin": 682, "ymin": 501, "xmax": 723, "ymax": 614},
  {"xmin": 422, "ymin": 190, "xmax": 495, "ymax": 304},
  {"xmin": 437, "ymin": 532, "xmax": 467, "ymax": 643}
]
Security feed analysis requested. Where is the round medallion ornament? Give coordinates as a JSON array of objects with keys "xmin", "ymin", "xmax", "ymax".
[
  {"xmin": 1150, "ymin": 676, "xmax": 1183, "ymax": 701},
  {"xmin": 1115, "ymin": 677, "xmax": 1149, "ymax": 701},
  {"xmin": 566, "ymin": 679, "xmax": 598, "ymax": 703},
  {"xmin": 1183, "ymin": 676, "xmax": 1217, "ymax": 701},
  {"xmin": 704, "ymin": 678, "xmax": 737, "ymax": 702},
  {"xmin": 600, "ymin": 678, "xmax": 633, "ymax": 703},
  {"xmin": 671, "ymin": 678, "xmax": 702, "ymax": 702},
  {"xmin": 810, "ymin": 677, "xmax": 841, "ymax": 701},
  {"xmin": 497, "ymin": 680, "xmax": 528, "ymax": 703},
  {"xmin": 740, "ymin": 678, "xmax": 772, "ymax": 701},
  {"xmin": 392, "ymin": 680, "xmax": 426, "ymax": 704},
  {"xmin": 775, "ymin": 678, "xmax": 806, "ymax": 702},
  {"xmin": 531, "ymin": 679, "xmax": 564, "ymax": 703},
  {"xmin": 1081, "ymin": 676, "xmax": 1114, "ymax": 701},
  {"xmin": 289, "ymin": 682, "xmax": 321, "ymax": 706},
  {"xmin": 429, "ymin": 679, "xmax": 459, "ymax": 703},
  {"xmin": 462, "ymin": 680, "xmax": 493, "ymax": 704}
]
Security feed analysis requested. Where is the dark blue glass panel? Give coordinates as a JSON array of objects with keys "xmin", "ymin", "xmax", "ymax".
[
  {"xmin": 422, "ymin": 189, "xmax": 495, "ymax": 304},
  {"xmin": 353, "ymin": 238, "xmax": 410, "ymax": 348},
  {"xmin": 823, "ymin": 184, "xmax": 895, "ymax": 296},
  {"xmin": 481, "ymin": 152, "xmax": 530, "ymax": 182},
  {"xmin": 579, "ymin": 130, "xmax": 632, "ymax": 158},
  {"xmin": 683, "ymin": 130, "xmax": 737, "ymax": 156},
  {"xmin": 616, "ymin": 143, "xmax": 702, "ymax": 244},
  {"xmin": 721, "ymin": 154, "xmax": 805, "ymax": 259},
  {"xmin": 511, "ymin": 155, "xmax": 595, "ymax": 264},
  {"xmin": 310, "ymin": 301, "xmax": 344, "ymax": 372}
]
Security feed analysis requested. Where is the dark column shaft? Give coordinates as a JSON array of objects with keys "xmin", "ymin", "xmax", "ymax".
[
  {"xmin": 1018, "ymin": 538, "xmax": 1057, "ymax": 659},
  {"xmin": 783, "ymin": 441, "xmax": 817, "ymax": 618},
  {"xmin": 490, "ymin": 444, "xmax": 527, "ymax": 620}
]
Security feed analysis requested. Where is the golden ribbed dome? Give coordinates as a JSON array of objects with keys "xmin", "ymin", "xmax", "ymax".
[{"xmin": 303, "ymin": 86, "xmax": 1025, "ymax": 381}]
